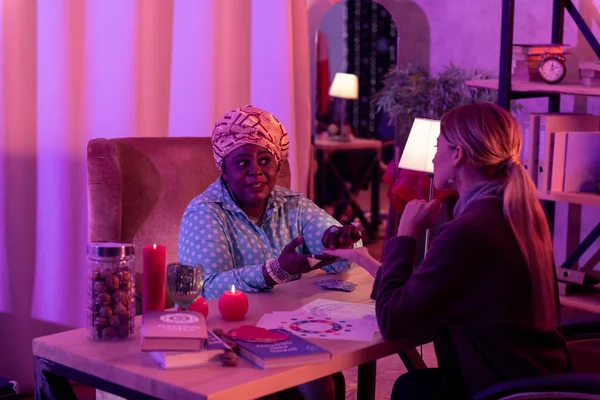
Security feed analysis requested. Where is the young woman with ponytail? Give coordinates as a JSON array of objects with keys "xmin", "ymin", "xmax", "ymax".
[{"xmin": 325, "ymin": 103, "xmax": 570, "ymax": 399}]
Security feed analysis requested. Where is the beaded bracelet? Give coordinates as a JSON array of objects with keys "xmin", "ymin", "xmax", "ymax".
[
  {"xmin": 265, "ymin": 259, "xmax": 284, "ymax": 284},
  {"xmin": 265, "ymin": 258, "xmax": 291, "ymax": 284},
  {"xmin": 264, "ymin": 259, "xmax": 279, "ymax": 284}
]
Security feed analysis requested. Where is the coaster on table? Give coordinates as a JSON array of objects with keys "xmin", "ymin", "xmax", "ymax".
[
  {"xmin": 314, "ymin": 279, "xmax": 357, "ymax": 292},
  {"xmin": 226, "ymin": 325, "xmax": 288, "ymax": 343}
]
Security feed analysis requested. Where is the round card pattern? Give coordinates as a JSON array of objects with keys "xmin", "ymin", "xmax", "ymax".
[
  {"xmin": 285, "ymin": 317, "xmax": 352, "ymax": 337},
  {"xmin": 159, "ymin": 313, "xmax": 199, "ymax": 324},
  {"xmin": 310, "ymin": 303, "xmax": 375, "ymax": 320}
]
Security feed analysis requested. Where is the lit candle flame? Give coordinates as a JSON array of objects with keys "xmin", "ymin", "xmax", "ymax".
[
  {"xmin": 153, "ymin": 244, "xmax": 156, "ymax": 250},
  {"xmin": 231, "ymin": 284, "xmax": 236, "ymax": 294}
]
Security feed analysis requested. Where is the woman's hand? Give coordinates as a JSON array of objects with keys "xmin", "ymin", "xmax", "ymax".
[
  {"xmin": 397, "ymin": 199, "xmax": 442, "ymax": 238},
  {"xmin": 278, "ymin": 236, "xmax": 339, "ymax": 275},
  {"xmin": 322, "ymin": 224, "xmax": 362, "ymax": 249},
  {"xmin": 322, "ymin": 247, "xmax": 381, "ymax": 277}
]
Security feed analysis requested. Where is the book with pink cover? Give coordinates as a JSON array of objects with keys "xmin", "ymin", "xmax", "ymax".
[
  {"xmin": 141, "ymin": 311, "xmax": 208, "ymax": 352},
  {"xmin": 149, "ymin": 330, "xmax": 231, "ymax": 369}
]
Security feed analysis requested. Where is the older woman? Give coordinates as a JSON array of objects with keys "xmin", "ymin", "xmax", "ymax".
[
  {"xmin": 178, "ymin": 105, "xmax": 362, "ymax": 399},
  {"xmin": 178, "ymin": 105, "xmax": 362, "ymax": 300},
  {"xmin": 325, "ymin": 103, "xmax": 570, "ymax": 399}
]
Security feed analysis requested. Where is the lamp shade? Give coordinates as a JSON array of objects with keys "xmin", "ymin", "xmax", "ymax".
[
  {"xmin": 328, "ymin": 73, "xmax": 358, "ymax": 100},
  {"xmin": 398, "ymin": 118, "xmax": 441, "ymax": 174}
]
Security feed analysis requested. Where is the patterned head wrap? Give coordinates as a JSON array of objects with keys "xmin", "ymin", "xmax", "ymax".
[{"xmin": 212, "ymin": 105, "xmax": 290, "ymax": 172}]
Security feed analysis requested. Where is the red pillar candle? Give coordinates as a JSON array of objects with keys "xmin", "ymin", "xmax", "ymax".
[
  {"xmin": 218, "ymin": 284, "xmax": 249, "ymax": 320},
  {"xmin": 142, "ymin": 244, "xmax": 166, "ymax": 312}
]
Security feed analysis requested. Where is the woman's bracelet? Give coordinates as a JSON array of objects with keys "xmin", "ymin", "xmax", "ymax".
[{"xmin": 265, "ymin": 258, "xmax": 291, "ymax": 284}]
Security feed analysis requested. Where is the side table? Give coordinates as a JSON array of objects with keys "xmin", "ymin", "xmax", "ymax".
[{"xmin": 313, "ymin": 137, "xmax": 382, "ymax": 239}]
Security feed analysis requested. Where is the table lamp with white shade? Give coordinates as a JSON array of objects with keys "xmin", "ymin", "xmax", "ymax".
[
  {"xmin": 328, "ymin": 72, "xmax": 358, "ymax": 139},
  {"xmin": 398, "ymin": 118, "xmax": 441, "ymax": 254}
]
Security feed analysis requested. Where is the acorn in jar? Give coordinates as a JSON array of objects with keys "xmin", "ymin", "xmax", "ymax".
[{"xmin": 87, "ymin": 242, "xmax": 136, "ymax": 341}]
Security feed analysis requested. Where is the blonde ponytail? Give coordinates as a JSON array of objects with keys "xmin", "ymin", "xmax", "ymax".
[
  {"xmin": 504, "ymin": 160, "xmax": 556, "ymax": 327},
  {"xmin": 441, "ymin": 102, "xmax": 557, "ymax": 329}
]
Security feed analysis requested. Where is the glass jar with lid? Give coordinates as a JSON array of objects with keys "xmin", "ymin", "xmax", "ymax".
[{"xmin": 87, "ymin": 242, "xmax": 136, "ymax": 340}]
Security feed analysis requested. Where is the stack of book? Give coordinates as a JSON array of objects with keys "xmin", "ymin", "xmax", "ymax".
[
  {"xmin": 579, "ymin": 62, "xmax": 600, "ymax": 87},
  {"xmin": 141, "ymin": 310, "xmax": 230, "ymax": 369},
  {"xmin": 512, "ymin": 44, "xmax": 565, "ymax": 82},
  {"xmin": 521, "ymin": 113, "xmax": 600, "ymax": 192}
]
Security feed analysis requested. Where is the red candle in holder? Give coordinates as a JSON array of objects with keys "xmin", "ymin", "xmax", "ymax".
[
  {"xmin": 218, "ymin": 284, "xmax": 249, "ymax": 320},
  {"xmin": 142, "ymin": 244, "xmax": 166, "ymax": 312}
]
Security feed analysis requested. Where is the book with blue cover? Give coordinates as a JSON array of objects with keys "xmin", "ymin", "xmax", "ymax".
[{"xmin": 234, "ymin": 329, "xmax": 331, "ymax": 370}]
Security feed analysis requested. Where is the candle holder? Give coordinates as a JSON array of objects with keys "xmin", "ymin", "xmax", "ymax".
[
  {"xmin": 166, "ymin": 263, "xmax": 204, "ymax": 310},
  {"xmin": 218, "ymin": 284, "xmax": 249, "ymax": 321}
]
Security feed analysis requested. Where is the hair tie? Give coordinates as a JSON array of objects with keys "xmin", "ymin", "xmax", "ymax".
[{"xmin": 499, "ymin": 155, "xmax": 521, "ymax": 170}]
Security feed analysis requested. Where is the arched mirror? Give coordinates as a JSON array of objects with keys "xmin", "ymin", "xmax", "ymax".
[
  {"xmin": 308, "ymin": 0, "xmax": 431, "ymax": 143},
  {"xmin": 311, "ymin": 0, "xmax": 397, "ymax": 146},
  {"xmin": 307, "ymin": 0, "xmax": 432, "ymax": 239}
]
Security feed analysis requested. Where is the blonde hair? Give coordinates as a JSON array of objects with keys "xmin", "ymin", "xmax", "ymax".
[{"xmin": 441, "ymin": 102, "xmax": 556, "ymax": 328}]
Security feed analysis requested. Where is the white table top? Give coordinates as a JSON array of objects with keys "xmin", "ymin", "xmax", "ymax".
[{"xmin": 33, "ymin": 267, "xmax": 411, "ymax": 400}]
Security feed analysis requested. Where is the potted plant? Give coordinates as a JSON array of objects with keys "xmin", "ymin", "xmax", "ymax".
[
  {"xmin": 372, "ymin": 63, "xmax": 513, "ymax": 140},
  {"xmin": 373, "ymin": 63, "xmax": 523, "ymax": 240}
]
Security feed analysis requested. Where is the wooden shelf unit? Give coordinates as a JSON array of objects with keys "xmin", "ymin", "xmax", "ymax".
[
  {"xmin": 478, "ymin": 0, "xmax": 600, "ymax": 307},
  {"xmin": 492, "ymin": 0, "xmax": 600, "ymax": 110},
  {"xmin": 458, "ymin": 0, "xmax": 600, "ymax": 318},
  {"xmin": 537, "ymin": 191, "xmax": 600, "ymax": 207},
  {"xmin": 560, "ymin": 290, "xmax": 600, "ymax": 314},
  {"xmin": 465, "ymin": 79, "xmax": 600, "ymax": 97}
]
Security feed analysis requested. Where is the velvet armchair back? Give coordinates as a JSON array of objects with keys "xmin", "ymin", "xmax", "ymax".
[{"xmin": 87, "ymin": 137, "xmax": 291, "ymax": 305}]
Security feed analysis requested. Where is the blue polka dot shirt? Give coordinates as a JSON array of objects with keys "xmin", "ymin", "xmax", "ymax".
[{"xmin": 178, "ymin": 178, "xmax": 360, "ymax": 299}]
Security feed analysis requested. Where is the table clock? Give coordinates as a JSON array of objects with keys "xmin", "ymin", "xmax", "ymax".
[{"xmin": 538, "ymin": 53, "xmax": 567, "ymax": 84}]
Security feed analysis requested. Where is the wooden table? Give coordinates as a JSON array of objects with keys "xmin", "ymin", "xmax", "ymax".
[
  {"xmin": 313, "ymin": 137, "xmax": 382, "ymax": 239},
  {"xmin": 33, "ymin": 267, "xmax": 414, "ymax": 400}
]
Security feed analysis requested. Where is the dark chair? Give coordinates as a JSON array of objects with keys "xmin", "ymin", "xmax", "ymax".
[
  {"xmin": 473, "ymin": 318, "xmax": 600, "ymax": 399},
  {"xmin": 473, "ymin": 373, "xmax": 600, "ymax": 399}
]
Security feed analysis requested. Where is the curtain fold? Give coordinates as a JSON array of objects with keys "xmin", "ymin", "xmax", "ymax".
[
  {"xmin": 250, "ymin": 0, "xmax": 311, "ymax": 193},
  {"xmin": 168, "ymin": 0, "xmax": 216, "ymax": 138},
  {"xmin": 0, "ymin": 0, "xmax": 7, "ymax": 314},
  {"xmin": 214, "ymin": 0, "xmax": 252, "ymax": 116},
  {"xmin": 0, "ymin": 0, "xmax": 311, "ymax": 392},
  {"xmin": 137, "ymin": 0, "xmax": 174, "ymax": 137}
]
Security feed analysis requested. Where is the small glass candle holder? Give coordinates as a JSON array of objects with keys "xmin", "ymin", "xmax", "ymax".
[{"xmin": 166, "ymin": 263, "xmax": 204, "ymax": 310}]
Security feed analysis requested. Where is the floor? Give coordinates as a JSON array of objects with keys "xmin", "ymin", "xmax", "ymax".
[{"xmin": 342, "ymin": 344, "xmax": 438, "ymax": 400}]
